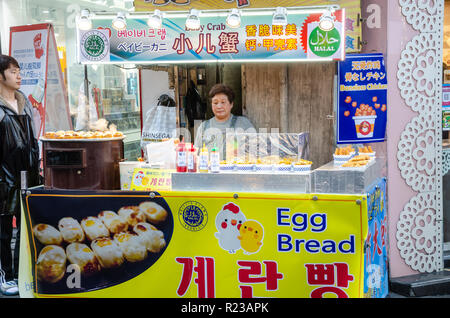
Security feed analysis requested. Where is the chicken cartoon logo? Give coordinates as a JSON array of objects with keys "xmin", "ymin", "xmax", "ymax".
[
  {"xmin": 238, "ymin": 220, "xmax": 264, "ymax": 255},
  {"xmin": 133, "ymin": 170, "xmax": 145, "ymax": 187},
  {"xmin": 214, "ymin": 202, "xmax": 246, "ymax": 253}
]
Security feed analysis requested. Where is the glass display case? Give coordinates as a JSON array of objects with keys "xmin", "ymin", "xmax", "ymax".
[{"xmin": 67, "ymin": 64, "xmax": 142, "ymax": 161}]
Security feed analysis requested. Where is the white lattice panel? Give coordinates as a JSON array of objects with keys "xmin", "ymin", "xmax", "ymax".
[{"xmin": 396, "ymin": 0, "xmax": 444, "ymax": 273}]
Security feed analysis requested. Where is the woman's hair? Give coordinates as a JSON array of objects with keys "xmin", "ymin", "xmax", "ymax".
[
  {"xmin": 0, "ymin": 55, "xmax": 20, "ymax": 80},
  {"xmin": 208, "ymin": 83, "xmax": 234, "ymax": 104}
]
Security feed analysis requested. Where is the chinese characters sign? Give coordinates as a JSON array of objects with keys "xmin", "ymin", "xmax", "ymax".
[
  {"xmin": 80, "ymin": 10, "xmax": 345, "ymax": 64},
  {"xmin": 337, "ymin": 53, "xmax": 387, "ymax": 144},
  {"xmin": 22, "ymin": 188, "xmax": 379, "ymax": 298}
]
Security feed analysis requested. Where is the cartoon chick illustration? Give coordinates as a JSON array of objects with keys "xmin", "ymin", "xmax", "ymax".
[{"xmin": 238, "ymin": 220, "xmax": 264, "ymax": 254}]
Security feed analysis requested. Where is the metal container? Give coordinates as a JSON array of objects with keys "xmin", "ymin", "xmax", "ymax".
[
  {"xmin": 42, "ymin": 137, "xmax": 124, "ymax": 190},
  {"xmin": 172, "ymin": 172, "xmax": 312, "ymax": 194},
  {"xmin": 313, "ymin": 160, "xmax": 382, "ymax": 194}
]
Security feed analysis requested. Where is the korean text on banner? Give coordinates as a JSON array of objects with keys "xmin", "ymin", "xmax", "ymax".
[{"xmin": 22, "ymin": 189, "xmax": 372, "ymax": 298}]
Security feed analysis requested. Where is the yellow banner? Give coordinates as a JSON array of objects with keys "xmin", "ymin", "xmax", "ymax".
[
  {"xmin": 21, "ymin": 190, "xmax": 368, "ymax": 298},
  {"xmin": 130, "ymin": 168, "xmax": 173, "ymax": 191}
]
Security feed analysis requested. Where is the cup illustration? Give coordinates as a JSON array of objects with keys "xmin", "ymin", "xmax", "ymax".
[{"xmin": 353, "ymin": 115, "xmax": 377, "ymax": 138}]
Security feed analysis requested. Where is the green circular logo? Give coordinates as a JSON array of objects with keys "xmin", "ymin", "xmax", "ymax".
[
  {"xmin": 309, "ymin": 26, "xmax": 341, "ymax": 58},
  {"xmin": 84, "ymin": 34, "xmax": 105, "ymax": 57},
  {"xmin": 80, "ymin": 30, "xmax": 109, "ymax": 62}
]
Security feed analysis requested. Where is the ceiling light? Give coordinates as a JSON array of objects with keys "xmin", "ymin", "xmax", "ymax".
[
  {"xmin": 186, "ymin": 9, "xmax": 200, "ymax": 30},
  {"xmin": 319, "ymin": 8, "xmax": 336, "ymax": 31},
  {"xmin": 112, "ymin": 12, "xmax": 127, "ymax": 31},
  {"xmin": 226, "ymin": 9, "xmax": 241, "ymax": 28},
  {"xmin": 272, "ymin": 7, "xmax": 287, "ymax": 26},
  {"xmin": 147, "ymin": 9, "xmax": 163, "ymax": 29},
  {"xmin": 77, "ymin": 9, "xmax": 92, "ymax": 31}
]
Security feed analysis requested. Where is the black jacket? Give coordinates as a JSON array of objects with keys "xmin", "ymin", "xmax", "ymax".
[{"xmin": 0, "ymin": 90, "xmax": 40, "ymax": 216}]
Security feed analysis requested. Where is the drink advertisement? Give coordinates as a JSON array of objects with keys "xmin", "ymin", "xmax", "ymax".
[
  {"xmin": 17, "ymin": 186, "xmax": 388, "ymax": 298},
  {"xmin": 336, "ymin": 53, "xmax": 388, "ymax": 144},
  {"xmin": 443, "ymin": 84, "xmax": 450, "ymax": 131},
  {"xmin": 9, "ymin": 24, "xmax": 72, "ymax": 138},
  {"xmin": 9, "ymin": 24, "xmax": 49, "ymax": 138},
  {"xmin": 79, "ymin": 9, "xmax": 346, "ymax": 64}
]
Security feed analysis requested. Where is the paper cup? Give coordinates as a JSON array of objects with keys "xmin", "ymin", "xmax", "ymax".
[{"xmin": 353, "ymin": 115, "xmax": 377, "ymax": 138}]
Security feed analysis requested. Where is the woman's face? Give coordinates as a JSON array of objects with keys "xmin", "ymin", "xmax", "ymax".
[{"xmin": 211, "ymin": 93, "xmax": 233, "ymax": 122}]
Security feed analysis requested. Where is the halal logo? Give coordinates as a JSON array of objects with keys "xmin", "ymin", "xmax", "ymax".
[
  {"xmin": 178, "ymin": 201, "xmax": 208, "ymax": 232},
  {"xmin": 308, "ymin": 26, "xmax": 340, "ymax": 58},
  {"xmin": 80, "ymin": 30, "xmax": 109, "ymax": 61}
]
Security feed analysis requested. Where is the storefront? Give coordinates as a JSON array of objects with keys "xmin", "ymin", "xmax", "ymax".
[{"xmin": 0, "ymin": 0, "xmax": 446, "ymax": 298}]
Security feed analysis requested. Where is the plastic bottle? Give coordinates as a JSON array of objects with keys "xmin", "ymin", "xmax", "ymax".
[
  {"xmin": 176, "ymin": 139, "xmax": 187, "ymax": 172},
  {"xmin": 199, "ymin": 143, "xmax": 209, "ymax": 173},
  {"xmin": 210, "ymin": 144, "xmax": 220, "ymax": 173},
  {"xmin": 187, "ymin": 143, "xmax": 197, "ymax": 173}
]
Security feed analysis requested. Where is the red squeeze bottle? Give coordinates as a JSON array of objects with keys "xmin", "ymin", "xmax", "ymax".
[
  {"xmin": 176, "ymin": 139, "xmax": 187, "ymax": 172},
  {"xmin": 187, "ymin": 144, "xmax": 197, "ymax": 173}
]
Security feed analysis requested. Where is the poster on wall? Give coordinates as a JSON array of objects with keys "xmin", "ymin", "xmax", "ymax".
[
  {"xmin": 20, "ymin": 188, "xmax": 378, "ymax": 298},
  {"xmin": 9, "ymin": 23, "xmax": 72, "ymax": 138},
  {"xmin": 79, "ymin": 9, "xmax": 346, "ymax": 64},
  {"xmin": 133, "ymin": 0, "xmax": 362, "ymax": 53},
  {"xmin": 336, "ymin": 53, "xmax": 387, "ymax": 144},
  {"xmin": 443, "ymin": 84, "xmax": 450, "ymax": 131}
]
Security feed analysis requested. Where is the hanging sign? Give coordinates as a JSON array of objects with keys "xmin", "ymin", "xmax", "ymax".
[
  {"xmin": 336, "ymin": 53, "xmax": 387, "ymax": 144},
  {"xmin": 134, "ymin": 0, "xmax": 362, "ymax": 53},
  {"xmin": 79, "ymin": 9, "xmax": 345, "ymax": 64},
  {"xmin": 9, "ymin": 23, "xmax": 72, "ymax": 138}
]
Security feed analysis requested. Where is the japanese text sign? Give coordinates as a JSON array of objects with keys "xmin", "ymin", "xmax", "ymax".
[{"xmin": 337, "ymin": 53, "xmax": 387, "ymax": 144}]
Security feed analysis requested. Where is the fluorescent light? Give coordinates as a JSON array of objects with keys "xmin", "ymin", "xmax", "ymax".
[
  {"xmin": 185, "ymin": 9, "xmax": 200, "ymax": 30},
  {"xmin": 112, "ymin": 12, "xmax": 127, "ymax": 30},
  {"xmin": 147, "ymin": 9, "xmax": 163, "ymax": 29},
  {"xmin": 226, "ymin": 9, "xmax": 241, "ymax": 28},
  {"xmin": 272, "ymin": 7, "xmax": 287, "ymax": 26},
  {"xmin": 77, "ymin": 9, "xmax": 92, "ymax": 31}
]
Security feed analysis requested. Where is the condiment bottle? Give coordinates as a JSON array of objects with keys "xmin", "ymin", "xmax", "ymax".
[
  {"xmin": 176, "ymin": 138, "xmax": 187, "ymax": 172},
  {"xmin": 187, "ymin": 143, "xmax": 197, "ymax": 173},
  {"xmin": 199, "ymin": 143, "xmax": 209, "ymax": 173},
  {"xmin": 210, "ymin": 144, "xmax": 220, "ymax": 173}
]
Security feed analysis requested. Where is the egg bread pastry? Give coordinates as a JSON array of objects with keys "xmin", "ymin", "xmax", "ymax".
[
  {"xmin": 133, "ymin": 222, "xmax": 166, "ymax": 253},
  {"xmin": 81, "ymin": 216, "xmax": 110, "ymax": 241},
  {"xmin": 113, "ymin": 232, "xmax": 148, "ymax": 262},
  {"xmin": 58, "ymin": 217, "xmax": 85, "ymax": 244},
  {"xmin": 139, "ymin": 201, "xmax": 168, "ymax": 224},
  {"xmin": 98, "ymin": 210, "xmax": 128, "ymax": 234},
  {"xmin": 33, "ymin": 224, "xmax": 63, "ymax": 246},
  {"xmin": 91, "ymin": 237, "xmax": 125, "ymax": 269},
  {"xmin": 118, "ymin": 206, "xmax": 146, "ymax": 227},
  {"xmin": 66, "ymin": 242, "xmax": 101, "ymax": 275},
  {"xmin": 36, "ymin": 245, "xmax": 67, "ymax": 283}
]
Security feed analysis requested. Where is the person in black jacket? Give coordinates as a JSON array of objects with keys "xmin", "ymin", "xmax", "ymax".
[{"xmin": 0, "ymin": 55, "xmax": 40, "ymax": 296}]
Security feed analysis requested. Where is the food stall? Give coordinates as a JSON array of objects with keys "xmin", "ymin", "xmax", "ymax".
[{"xmin": 18, "ymin": 1, "xmax": 389, "ymax": 298}]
